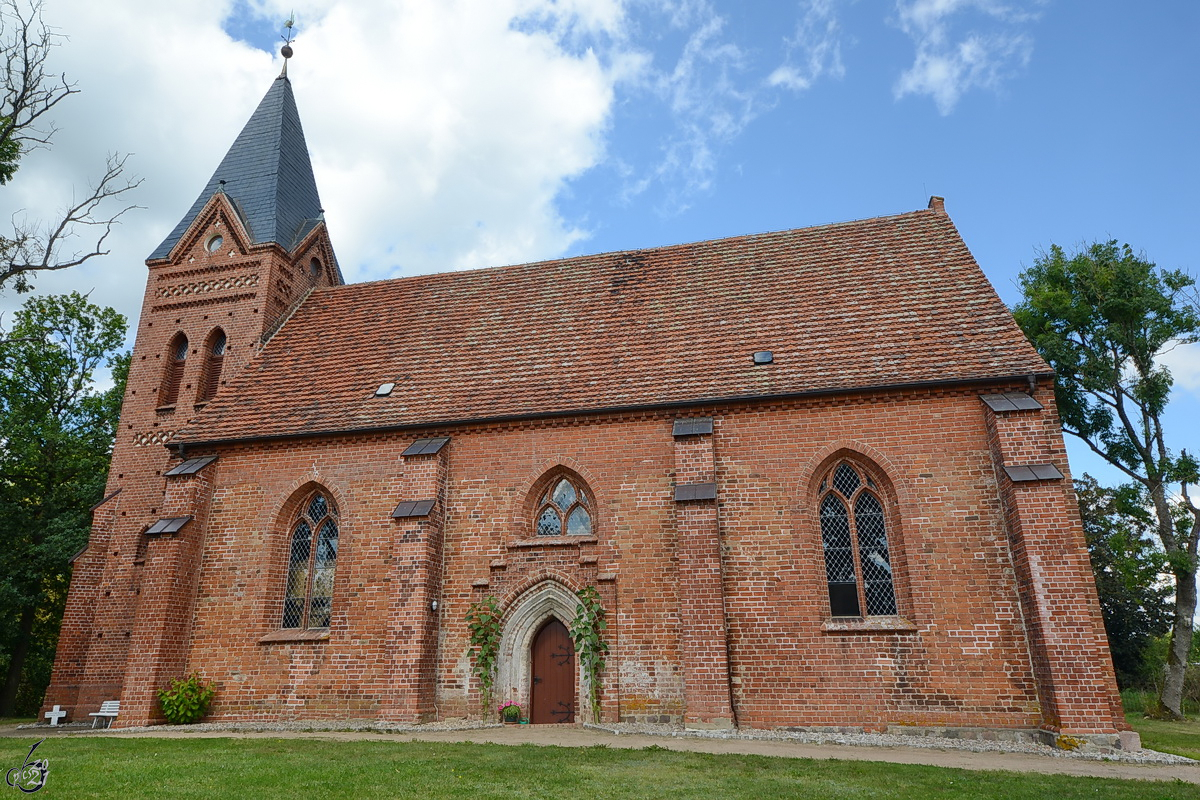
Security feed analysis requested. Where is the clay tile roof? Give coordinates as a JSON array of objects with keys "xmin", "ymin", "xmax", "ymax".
[
  {"xmin": 174, "ymin": 207, "xmax": 1048, "ymax": 446},
  {"xmin": 149, "ymin": 76, "xmax": 323, "ymax": 261}
]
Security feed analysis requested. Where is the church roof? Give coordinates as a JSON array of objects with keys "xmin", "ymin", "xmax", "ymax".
[
  {"xmin": 173, "ymin": 206, "xmax": 1050, "ymax": 447},
  {"xmin": 149, "ymin": 76, "xmax": 323, "ymax": 261}
]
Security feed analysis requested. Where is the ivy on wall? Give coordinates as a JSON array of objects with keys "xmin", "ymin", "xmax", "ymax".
[
  {"xmin": 569, "ymin": 585, "xmax": 609, "ymax": 723},
  {"xmin": 466, "ymin": 595, "xmax": 502, "ymax": 719}
]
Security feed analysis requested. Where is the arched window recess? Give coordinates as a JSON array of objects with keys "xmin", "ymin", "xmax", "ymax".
[
  {"xmin": 158, "ymin": 333, "xmax": 188, "ymax": 408},
  {"xmin": 818, "ymin": 460, "xmax": 898, "ymax": 618},
  {"xmin": 281, "ymin": 490, "xmax": 340, "ymax": 630},
  {"xmin": 198, "ymin": 328, "xmax": 226, "ymax": 403}
]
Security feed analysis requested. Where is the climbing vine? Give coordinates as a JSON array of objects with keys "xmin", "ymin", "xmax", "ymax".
[
  {"xmin": 466, "ymin": 595, "xmax": 502, "ymax": 719},
  {"xmin": 569, "ymin": 585, "xmax": 609, "ymax": 723}
]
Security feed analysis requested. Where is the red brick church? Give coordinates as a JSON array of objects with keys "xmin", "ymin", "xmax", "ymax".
[{"xmin": 43, "ymin": 64, "xmax": 1135, "ymax": 748}]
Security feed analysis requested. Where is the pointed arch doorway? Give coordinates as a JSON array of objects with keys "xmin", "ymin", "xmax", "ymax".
[{"xmin": 530, "ymin": 618, "xmax": 575, "ymax": 723}]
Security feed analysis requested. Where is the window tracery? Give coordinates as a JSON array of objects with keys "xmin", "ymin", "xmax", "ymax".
[
  {"xmin": 282, "ymin": 490, "xmax": 339, "ymax": 629},
  {"xmin": 818, "ymin": 460, "xmax": 898, "ymax": 617},
  {"xmin": 535, "ymin": 476, "xmax": 593, "ymax": 537}
]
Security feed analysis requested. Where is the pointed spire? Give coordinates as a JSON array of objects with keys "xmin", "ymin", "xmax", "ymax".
[{"xmin": 149, "ymin": 68, "xmax": 323, "ymax": 261}]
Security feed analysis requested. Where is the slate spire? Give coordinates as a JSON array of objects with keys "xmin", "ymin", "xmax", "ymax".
[{"xmin": 149, "ymin": 73, "xmax": 323, "ymax": 261}]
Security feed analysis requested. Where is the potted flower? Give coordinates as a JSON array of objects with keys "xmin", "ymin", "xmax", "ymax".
[{"xmin": 498, "ymin": 701, "xmax": 522, "ymax": 724}]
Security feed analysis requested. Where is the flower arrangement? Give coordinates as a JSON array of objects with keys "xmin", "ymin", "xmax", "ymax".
[{"xmin": 498, "ymin": 701, "xmax": 522, "ymax": 723}]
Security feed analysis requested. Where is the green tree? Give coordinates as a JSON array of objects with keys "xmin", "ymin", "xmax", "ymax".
[
  {"xmin": 0, "ymin": 291, "xmax": 126, "ymax": 715},
  {"xmin": 0, "ymin": 0, "xmax": 139, "ymax": 293},
  {"xmin": 1075, "ymin": 474, "xmax": 1170, "ymax": 688},
  {"xmin": 1014, "ymin": 241, "xmax": 1200, "ymax": 719}
]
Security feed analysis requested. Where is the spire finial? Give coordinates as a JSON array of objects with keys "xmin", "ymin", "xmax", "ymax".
[{"xmin": 279, "ymin": 15, "xmax": 296, "ymax": 77}]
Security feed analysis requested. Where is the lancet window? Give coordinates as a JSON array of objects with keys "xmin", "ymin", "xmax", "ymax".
[
  {"xmin": 818, "ymin": 460, "xmax": 898, "ymax": 617},
  {"xmin": 282, "ymin": 490, "xmax": 339, "ymax": 629},
  {"xmin": 159, "ymin": 333, "xmax": 188, "ymax": 407},
  {"xmin": 198, "ymin": 329, "xmax": 226, "ymax": 402}
]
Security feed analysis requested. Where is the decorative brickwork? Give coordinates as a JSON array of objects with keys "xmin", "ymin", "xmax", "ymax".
[
  {"xmin": 42, "ymin": 71, "xmax": 1128, "ymax": 746},
  {"xmin": 41, "ymin": 191, "xmax": 341, "ymax": 725}
]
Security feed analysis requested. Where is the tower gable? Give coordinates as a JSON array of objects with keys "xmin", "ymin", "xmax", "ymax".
[{"xmin": 149, "ymin": 75, "xmax": 323, "ymax": 262}]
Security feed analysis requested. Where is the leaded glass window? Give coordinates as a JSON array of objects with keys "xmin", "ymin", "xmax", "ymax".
[
  {"xmin": 535, "ymin": 476, "xmax": 593, "ymax": 537},
  {"xmin": 818, "ymin": 461, "xmax": 898, "ymax": 617},
  {"xmin": 282, "ymin": 491, "xmax": 339, "ymax": 629}
]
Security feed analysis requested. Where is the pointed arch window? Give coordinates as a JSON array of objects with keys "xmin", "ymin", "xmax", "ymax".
[
  {"xmin": 282, "ymin": 491, "xmax": 339, "ymax": 629},
  {"xmin": 535, "ymin": 476, "xmax": 593, "ymax": 537},
  {"xmin": 819, "ymin": 460, "xmax": 898, "ymax": 617},
  {"xmin": 198, "ymin": 329, "xmax": 226, "ymax": 402},
  {"xmin": 159, "ymin": 333, "xmax": 188, "ymax": 407}
]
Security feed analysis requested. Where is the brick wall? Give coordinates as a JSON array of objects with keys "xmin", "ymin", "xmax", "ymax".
[
  {"xmin": 57, "ymin": 383, "xmax": 1123, "ymax": 736},
  {"xmin": 41, "ymin": 197, "xmax": 339, "ymax": 723},
  {"xmin": 45, "ymin": 201, "xmax": 1125, "ymax": 735}
]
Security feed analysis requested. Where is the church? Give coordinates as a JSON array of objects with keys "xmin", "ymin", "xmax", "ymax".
[{"xmin": 43, "ymin": 58, "xmax": 1135, "ymax": 749}]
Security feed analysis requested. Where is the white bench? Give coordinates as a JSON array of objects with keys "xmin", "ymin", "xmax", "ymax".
[{"xmin": 89, "ymin": 700, "xmax": 119, "ymax": 728}]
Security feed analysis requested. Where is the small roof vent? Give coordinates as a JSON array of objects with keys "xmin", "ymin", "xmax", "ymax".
[
  {"xmin": 375, "ymin": 382, "xmax": 396, "ymax": 397},
  {"xmin": 752, "ymin": 351, "xmax": 774, "ymax": 365}
]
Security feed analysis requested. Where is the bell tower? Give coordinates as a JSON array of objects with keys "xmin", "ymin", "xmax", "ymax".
[{"xmin": 44, "ymin": 44, "xmax": 341, "ymax": 722}]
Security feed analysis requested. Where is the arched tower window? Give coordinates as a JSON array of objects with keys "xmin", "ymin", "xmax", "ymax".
[
  {"xmin": 818, "ymin": 460, "xmax": 898, "ymax": 617},
  {"xmin": 282, "ymin": 490, "xmax": 339, "ymax": 629},
  {"xmin": 534, "ymin": 475, "xmax": 593, "ymax": 537},
  {"xmin": 159, "ymin": 333, "xmax": 188, "ymax": 407},
  {"xmin": 199, "ymin": 328, "xmax": 226, "ymax": 402}
]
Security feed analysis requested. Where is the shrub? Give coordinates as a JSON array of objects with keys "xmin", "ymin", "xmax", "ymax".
[{"xmin": 157, "ymin": 673, "xmax": 215, "ymax": 724}]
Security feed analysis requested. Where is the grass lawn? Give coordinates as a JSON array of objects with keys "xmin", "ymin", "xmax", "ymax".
[
  {"xmin": 1128, "ymin": 713, "xmax": 1200, "ymax": 761},
  {"xmin": 0, "ymin": 737, "xmax": 1195, "ymax": 799}
]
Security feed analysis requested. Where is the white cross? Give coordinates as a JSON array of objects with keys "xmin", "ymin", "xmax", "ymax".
[{"xmin": 43, "ymin": 705, "xmax": 66, "ymax": 726}]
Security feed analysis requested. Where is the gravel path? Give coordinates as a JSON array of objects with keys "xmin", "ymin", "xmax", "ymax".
[{"xmin": 6, "ymin": 719, "xmax": 1198, "ymax": 784}]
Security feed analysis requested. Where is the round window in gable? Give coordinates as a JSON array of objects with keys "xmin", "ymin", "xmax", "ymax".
[
  {"xmin": 206, "ymin": 234, "xmax": 224, "ymax": 253},
  {"xmin": 310, "ymin": 257, "xmax": 322, "ymax": 277}
]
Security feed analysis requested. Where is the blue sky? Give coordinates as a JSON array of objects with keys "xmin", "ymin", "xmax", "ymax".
[{"xmin": 2, "ymin": 0, "xmax": 1196, "ymax": 488}]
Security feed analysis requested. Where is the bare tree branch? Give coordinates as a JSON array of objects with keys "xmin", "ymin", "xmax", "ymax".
[
  {"xmin": 1, "ymin": 153, "xmax": 142, "ymax": 291},
  {"xmin": 0, "ymin": 0, "xmax": 76, "ymax": 160},
  {"xmin": 0, "ymin": 1, "xmax": 142, "ymax": 295}
]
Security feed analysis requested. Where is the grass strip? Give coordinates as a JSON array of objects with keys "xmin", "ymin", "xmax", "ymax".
[{"xmin": 0, "ymin": 736, "xmax": 1195, "ymax": 799}]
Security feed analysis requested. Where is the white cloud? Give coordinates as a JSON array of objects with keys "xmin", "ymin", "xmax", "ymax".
[
  {"xmin": 613, "ymin": 1, "xmax": 761, "ymax": 212},
  {"xmin": 767, "ymin": 0, "xmax": 845, "ymax": 93},
  {"xmin": 892, "ymin": 0, "xmax": 1040, "ymax": 114},
  {"xmin": 0, "ymin": 0, "xmax": 818, "ymax": 335},
  {"xmin": 0, "ymin": 0, "xmax": 629, "ymax": 330},
  {"xmin": 1160, "ymin": 341, "xmax": 1200, "ymax": 396}
]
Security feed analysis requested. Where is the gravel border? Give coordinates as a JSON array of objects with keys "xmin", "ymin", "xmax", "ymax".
[
  {"xmin": 583, "ymin": 721, "xmax": 1197, "ymax": 765},
  {"xmin": 16, "ymin": 718, "xmax": 1195, "ymax": 766}
]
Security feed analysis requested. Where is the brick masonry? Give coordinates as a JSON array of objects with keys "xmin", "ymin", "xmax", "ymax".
[
  {"xmin": 46, "ymin": 350, "xmax": 1128, "ymax": 737},
  {"xmin": 42, "ymin": 194, "xmax": 340, "ymax": 725},
  {"xmin": 42, "ymin": 195, "xmax": 1128, "ymax": 741}
]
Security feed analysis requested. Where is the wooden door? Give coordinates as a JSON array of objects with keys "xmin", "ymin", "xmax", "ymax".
[{"xmin": 530, "ymin": 617, "xmax": 575, "ymax": 723}]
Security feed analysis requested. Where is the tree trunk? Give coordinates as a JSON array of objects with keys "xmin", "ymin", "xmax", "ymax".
[
  {"xmin": 1159, "ymin": 568, "xmax": 1197, "ymax": 720},
  {"xmin": 0, "ymin": 606, "xmax": 35, "ymax": 717}
]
